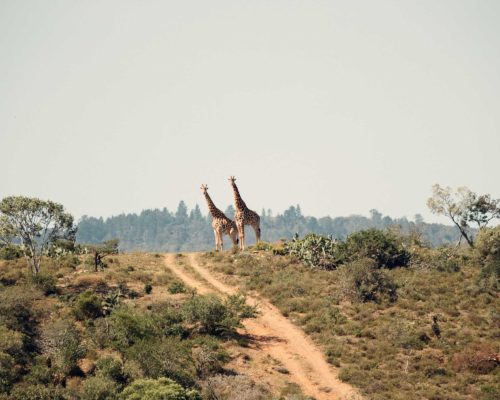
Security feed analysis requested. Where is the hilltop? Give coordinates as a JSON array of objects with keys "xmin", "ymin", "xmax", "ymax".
[{"xmin": 77, "ymin": 205, "xmax": 460, "ymax": 252}]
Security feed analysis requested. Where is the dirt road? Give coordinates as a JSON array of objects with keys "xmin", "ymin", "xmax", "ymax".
[{"xmin": 164, "ymin": 253, "xmax": 362, "ymax": 400}]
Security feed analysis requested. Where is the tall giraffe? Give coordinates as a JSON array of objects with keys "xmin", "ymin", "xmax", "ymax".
[
  {"xmin": 228, "ymin": 176, "xmax": 261, "ymax": 250},
  {"xmin": 200, "ymin": 184, "xmax": 239, "ymax": 251}
]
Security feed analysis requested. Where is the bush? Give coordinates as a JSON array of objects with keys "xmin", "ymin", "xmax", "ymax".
[
  {"xmin": 95, "ymin": 357, "xmax": 127, "ymax": 384},
  {"xmin": 125, "ymin": 338, "xmax": 196, "ymax": 387},
  {"xmin": 475, "ymin": 226, "xmax": 500, "ymax": 285},
  {"xmin": 108, "ymin": 308, "xmax": 156, "ymax": 349},
  {"xmin": 120, "ymin": 377, "xmax": 201, "ymax": 400},
  {"xmin": 411, "ymin": 247, "xmax": 461, "ymax": 272},
  {"xmin": 0, "ymin": 244, "xmax": 23, "ymax": 260},
  {"xmin": 144, "ymin": 283, "xmax": 153, "ymax": 295},
  {"xmin": 0, "ymin": 351, "xmax": 17, "ymax": 392},
  {"xmin": 0, "ymin": 325, "xmax": 24, "ymax": 356},
  {"xmin": 31, "ymin": 273, "xmax": 57, "ymax": 295},
  {"xmin": 9, "ymin": 384, "xmax": 65, "ymax": 400},
  {"xmin": 39, "ymin": 320, "xmax": 86, "ymax": 377},
  {"xmin": 202, "ymin": 375, "xmax": 270, "ymax": 400},
  {"xmin": 168, "ymin": 281, "xmax": 187, "ymax": 294},
  {"xmin": 338, "ymin": 258, "xmax": 398, "ymax": 303},
  {"xmin": 343, "ymin": 229, "xmax": 411, "ymax": 268},
  {"xmin": 81, "ymin": 376, "xmax": 119, "ymax": 400},
  {"xmin": 283, "ymin": 233, "xmax": 341, "ymax": 270},
  {"xmin": 74, "ymin": 291, "xmax": 103, "ymax": 320},
  {"xmin": 182, "ymin": 294, "xmax": 256, "ymax": 336},
  {"xmin": 283, "ymin": 229, "xmax": 410, "ymax": 270},
  {"xmin": 56, "ymin": 254, "xmax": 80, "ymax": 269},
  {"xmin": 0, "ymin": 286, "xmax": 41, "ymax": 337}
]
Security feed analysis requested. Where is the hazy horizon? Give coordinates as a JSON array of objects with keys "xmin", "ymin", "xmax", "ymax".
[{"xmin": 1, "ymin": 1, "xmax": 499, "ymax": 224}]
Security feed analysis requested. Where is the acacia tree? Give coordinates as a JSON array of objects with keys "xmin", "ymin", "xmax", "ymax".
[
  {"xmin": 0, "ymin": 196, "xmax": 76, "ymax": 274},
  {"xmin": 427, "ymin": 184, "xmax": 500, "ymax": 247},
  {"xmin": 89, "ymin": 239, "xmax": 119, "ymax": 272}
]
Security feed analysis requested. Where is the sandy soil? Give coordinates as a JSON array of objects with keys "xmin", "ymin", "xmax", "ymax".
[{"xmin": 164, "ymin": 253, "xmax": 362, "ymax": 400}]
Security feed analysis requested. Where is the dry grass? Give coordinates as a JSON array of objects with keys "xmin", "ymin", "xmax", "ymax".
[{"xmin": 202, "ymin": 249, "xmax": 500, "ymax": 400}]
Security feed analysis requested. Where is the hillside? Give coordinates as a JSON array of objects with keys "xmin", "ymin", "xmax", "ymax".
[
  {"xmin": 0, "ymin": 253, "xmax": 324, "ymax": 400},
  {"xmin": 76, "ymin": 205, "xmax": 460, "ymax": 251},
  {"xmin": 1, "ymin": 228, "xmax": 498, "ymax": 399}
]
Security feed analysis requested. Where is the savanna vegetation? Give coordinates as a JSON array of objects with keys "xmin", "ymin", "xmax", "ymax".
[
  {"xmin": 0, "ymin": 251, "xmax": 306, "ymax": 399},
  {"xmin": 1, "ymin": 187, "xmax": 498, "ymax": 399},
  {"xmin": 202, "ymin": 225, "xmax": 499, "ymax": 399}
]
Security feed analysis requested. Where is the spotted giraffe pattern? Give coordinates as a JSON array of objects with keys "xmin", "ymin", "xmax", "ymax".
[
  {"xmin": 228, "ymin": 176, "xmax": 261, "ymax": 250},
  {"xmin": 201, "ymin": 184, "xmax": 239, "ymax": 251}
]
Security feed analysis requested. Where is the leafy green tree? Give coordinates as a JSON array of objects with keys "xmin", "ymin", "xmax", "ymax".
[
  {"xmin": 120, "ymin": 378, "xmax": 201, "ymax": 400},
  {"xmin": 0, "ymin": 196, "xmax": 75, "ymax": 274},
  {"xmin": 427, "ymin": 184, "xmax": 500, "ymax": 247}
]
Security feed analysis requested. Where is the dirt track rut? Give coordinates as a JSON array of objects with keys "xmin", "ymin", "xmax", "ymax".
[{"xmin": 164, "ymin": 253, "xmax": 361, "ymax": 400}]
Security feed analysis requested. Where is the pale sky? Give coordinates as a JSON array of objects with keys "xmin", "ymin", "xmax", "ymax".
[{"xmin": 1, "ymin": 0, "xmax": 499, "ymax": 222}]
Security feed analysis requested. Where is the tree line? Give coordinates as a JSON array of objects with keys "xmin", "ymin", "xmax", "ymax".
[{"xmin": 76, "ymin": 202, "xmax": 462, "ymax": 252}]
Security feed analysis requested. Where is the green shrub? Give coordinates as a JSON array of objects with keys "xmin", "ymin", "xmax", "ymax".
[
  {"xmin": 411, "ymin": 247, "xmax": 461, "ymax": 272},
  {"xmin": 343, "ymin": 229, "xmax": 411, "ymax": 268},
  {"xmin": 168, "ymin": 281, "xmax": 187, "ymax": 294},
  {"xmin": 125, "ymin": 338, "xmax": 196, "ymax": 386},
  {"xmin": 30, "ymin": 273, "xmax": 57, "ymax": 295},
  {"xmin": 9, "ymin": 384, "xmax": 65, "ymax": 400},
  {"xmin": 283, "ymin": 229, "xmax": 410, "ymax": 270},
  {"xmin": 182, "ymin": 294, "xmax": 256, "ymax": 335},
  {"xmin": 74, "ymin": 291, "xmax": 103, "ymax": 320},
  {"xmin": 56, "ymin": 254, "xmax": 80, "ymax": 269},
  {"xmin": 120, "ymin": 377, "xmax": 201, "ymax": 400},
  {"xmin": 81, "ymin": 377, "xmax": 119, "ymax": 400},
  {"xmin": 0, "ymin": 286, "xmax": 41, "ymax": 337},
  {"xmin": 0, "ymin": 325, "xmax": 24, "ymax": 356},
  {"xmin": 0, "ymin": 351, "xmax": 17, "ymax": 392},
  {"xmin": 202, "ymin": 375, "xmax": 270, "ymax": 400},
  {"xmin": 40, "ymin": 320, "xmax": 86, "ymax": 377},
  {"xmin": 0, "ymin": 244, "xmax": 23, "ymax": 260},
  {"xmin": 283, "ymin": 233, "xmax": 341, "ymax": 270},
  {"xmin": 95, "ymin": 356, "xmax": 127, "ymax": 383},
  {"xmin": 475, "ymin": 226, "xmax": 500, "ymax": 286},
  {"xmin": 254, "ymin": 241, "xmax": 274, "ymax": 251},
  {"xmin": 338, "ymin": 258, "xmax": 398, "ymax": 303},
  {"xmin": 108, "ymin": 307, "xmax": 156, "ymax": 349}
]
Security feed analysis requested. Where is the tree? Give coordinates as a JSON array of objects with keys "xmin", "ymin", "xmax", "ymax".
[
  {"xmin": 175, "ymin": 201, "xmax": 188, "ymax": 222},
  {"xmin": 90, "ymin": 239, "xmax": 119, "ymax": 272},
  {"xmin": 427, "ymin": 185, "xmax": 500, "ymax": 247},
  {"xmin": 0, "ymin": 196, "xmax": 76, "ymax": 274}
]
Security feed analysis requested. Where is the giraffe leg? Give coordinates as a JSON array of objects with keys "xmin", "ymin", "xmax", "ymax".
[
  {"xmin": 213, "ymin": 229, "xmax": 219, "ymax": 252},
  {"xmin": 252, "ymin": 223, "xmax": 261, "ymax": 243},
  {"xmin": 219, "ymin": 232, "xmax": 224, "ymax": 252},
  {"xmin": 237, "ymin": 223, "xmax": 245, "ymax": 251},
  {"xmin": 218, "ymin": 231, "xmax": 223, "ymax": 252}
]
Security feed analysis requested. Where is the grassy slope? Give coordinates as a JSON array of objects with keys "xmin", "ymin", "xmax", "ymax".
[
  {"xmin": 0, "ymin": 253, "xmax": 311, "ymax": 400},
  {"xmin": 201, "ymin": 249, "xmax": 499, "ymax": 400}
]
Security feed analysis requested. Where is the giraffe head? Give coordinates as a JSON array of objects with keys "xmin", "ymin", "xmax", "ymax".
[
  {"xmin": 229, "ymin": 222, "xmax": 239, "ymax": 245},
  {"xmin": 200, "ymin": 184, "xmax": 208, "ymax": 194},
  {"xmin": 228, "ymin": 176, "xmax": 236, "ymax": 185}
]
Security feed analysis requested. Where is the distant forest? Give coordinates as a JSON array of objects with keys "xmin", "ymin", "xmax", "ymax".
[{"xmin": 76, "ymin": 202, "xmax": 461, "ymax": 252}]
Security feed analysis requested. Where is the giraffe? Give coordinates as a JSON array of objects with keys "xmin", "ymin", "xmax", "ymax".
[
  {"xmin": 228, "ymin": 176, "xmax": 261, "ymax": 250},
  {"xmin": 200, "ymin": 184, "xmax": 239, "ymax": 251}
]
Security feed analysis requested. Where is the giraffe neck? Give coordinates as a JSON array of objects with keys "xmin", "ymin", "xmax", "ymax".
[
  {"xmin": 231, "ymin": 182, "xmax": 247, "ymax": 211},
  {"xmin": 203, "ymin": 192, "xmax": 226, "ymax": 218}
]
